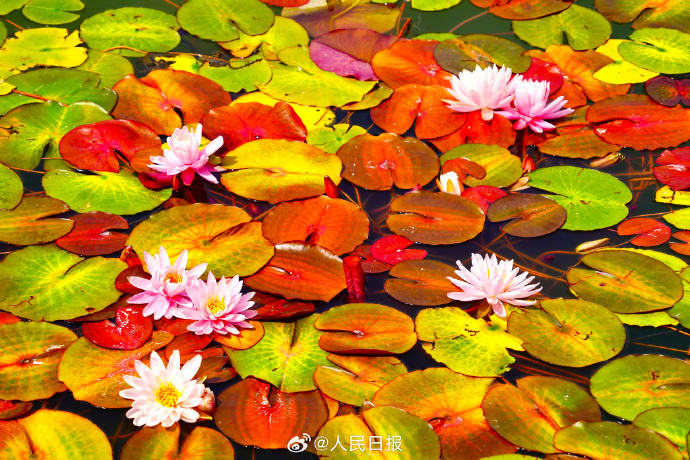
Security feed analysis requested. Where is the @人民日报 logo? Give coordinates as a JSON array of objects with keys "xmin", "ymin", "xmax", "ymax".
[{"xmin": 287, "ymin": 433, "xmax": 311, "ymax": 453}]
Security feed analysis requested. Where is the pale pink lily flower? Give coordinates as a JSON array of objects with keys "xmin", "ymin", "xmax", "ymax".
[
  {"xmin": 447, "ymin": 253, "xmax": 542, "ymax": 318},
  {"xmin": 127, "ymin": 247, "xmax": 207, "ymax": 320},
  {"xmin": 119, "ymin": 350, "xmax": 206, "ymax": 428},
  {"xmin": 496, "ymin": 79, "xmax": 574, "ymax": 133},
  {"xmin": 148, "ymin": 124, "xmax": 225, "ymax": 186},
  {"xmin": 443, "ymin": 64, "xmax": 522, "ymax": 121},
  {"xmin": 437, "ymin": 171, "xmax": 463, "ymax": 195},
  {"xmin": 174, "ymin": 272, "xmax": 257, "ymax": 336}
]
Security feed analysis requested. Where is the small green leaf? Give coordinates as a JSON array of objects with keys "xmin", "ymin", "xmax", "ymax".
[
  {"xmin": 178, "ymin": 0, "xmax": 273, "ymax": 42},
  {"xmin": 0, "ymin": 0, "xmax": 27, "ymax": 15},
  {"xmin": 22, "ymin": 0, "xmax": 84, "ymax": 25},
  {"xmin": 0, "ymin": 28, "xmax": 87, "ymax": 71},
  {"xmin": 219, "ymin": 16, "xmax": 308, "ymax": 60},
  {"xmin": 75, "ymin": 50, "xmax": 134, "ymax": 88},
  {"xmin": 0, "ymin": 164, "xmax": 22, "ymax": 210},
  {"xmin": 619, "ymin": 27, "xmax": 690, "ymax": 74},
  {"xmin": 306, "ymin": 123, "xmax": 367, "ymax": 154},
  {"xmin": 594, "ymin": 39, "xmax": 659, "ymax": 84},
  {"xmin": 616, "ymin": 311, "xmax": 679, "ymax": 327},
  {"xmin": 412, "ymin": 0, "xmax": 462, "ymax": 10},
  {"xmin": 200, "ymin": 61, "xmax": 272, "ymax": 93}
]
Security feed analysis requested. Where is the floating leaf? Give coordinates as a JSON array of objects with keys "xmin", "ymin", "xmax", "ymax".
[
  {"xmin": 121, "ymin": 425, "xmax": 235, "ymax": 460},
  {"xmin": 595, "ymin": 0, "xmax": 690, "ymax": 33},
  {"xmin": 43, "ymin": 170, "xmax": 172, "ymax": 215},
  {"xmin": 528, "ymin": 166, "xmax": 632, "ymax": 231},
  {"xmin": 226, "ymin": 314, "xmax": 328, "ymax": 392},
  {"xmin": 219, "ymin": 16, "xmax": 308, "ymax": 60},
  {"xmin": 306, "ymin": 123, "xmax": 367, "ymax": 154},
  {"xmin": 670, "ymin": 231, "xmax": 690, "ymax": 256},
  {"xmin": 75, "ymin": 49, "xmax": 134, "ymax": 88},
  {"xmin": 522, "ymin": 57, "xmax": 564, "ymax": 93},
  {"xmin": 387, "ymin": 190, "xmax": 485, "ymax": 245},
  {"xmin": 231, "ymin": 92, "xmax": 335, "ymax": 131},
  {"xmin": 617, "ymin": 311, "xmax": 679, "ymax": 327},
  {"xmin": 434, "ymin": 35, "xmax": 531, "ymax": 74},
  {"xmin": 58, "ymin": 331, "xmax": 173, "ymax": 408},
  {"xmin": 462, "ymin": 186, "xmax": 508, "ymax": 213},
  {"xmin": 441, "ymin": 144, "xmax": 522, "ymax": 188},
  {"xmin": 471, "ymin": 0, "xmax": 572, "ymax": 19},
  {"xmin": 0, "ymin": 196, "xmax": 73, "ymax": 246},
  {"xmin": 535, "ymin": 111, "xmax": 622, "ymax": 159},
  {"xmin": 634, "ymin": 408, "xmax": 690, "ymax": 458},
  {"xmin": 0, "ymin": 400, "xmax": 31, "ymax": 420},
  {"xmin": 0, "ymin": 322, "xmax": 76, "ymax": 401},
  {"xmin": 316, "ymin": 303, "xmax": 417, "ymax": 355},
  {"xmin": 127, "ymin": 203, "xmax": 274, "ymax": 278},
  {"xmin": 244, "ymin": 242, "xmax": 346, "ymax": 302},
  {"xmin": 337, "ymin": 133, "xmax": 439, "ymax": 190},
  {"xmin": 619, "ymin": 28, "xmax": 690, "ymax": 74},
  {"xmin": 372, "ymin": 39, "xmax": 453, "ymax": 89},
  {"xmin": 412, "ymin": 0, "xmax": 461, "ymax": 10},
  {"xmin": 213, "ymin": 321, "xmax": 264, "ymax": 351},
  {"xmin": 82, "ymin": 307, "xmax": 153, "ymax": 351},
  {"xmin": 0, "ymin": 28, "xmax": 87, "ymax": 71},
  {"xmin": 567, "ymin": 249, "xmax": 683, "ymax": 313},
  {"xmin": 487, "ymin": 194, "xmax": 567, "ymax": 237},
  {"xmin": 177, "ymin": 0, "xmax": 274, "ymax": 42},
  {"xmin": 0, "ymin": 0, "xmax": 27, "ymax": 15},
  {"xmin": 370, "ymin": 235, "xmax": 427, "ymax": 265},
  {"xmin": 645, "ymin": 76, "xmax": 690, "ymax": 107},
  {"xmin": 508, "ymin": 299, "xmax": 625, "ymax": 367},
  {"xmin": 0, "ymin": 244, "xmax": 126, "ymax": 321},
  {"xmin": 617, "ymin": 218, "xmax": 671, "ymax": 246},
  {"xmin": 384, "ymin": 259, "xmax": 457, "ymax": 306},
  {"xmin": 0, "ymin": 165, "xmax": 21, "ymax": 211},
  {"xmin": 221, "ymin": 139, "xmax": 342, "ymax": 203},
  {"xmin": 429, "ymin": 111, "xmax": 516, "ymax": 152},
  {"xmin": 22, "ymin": 0, "xmax": 83, "ymax": 25},
  {"xmin": 80, "ymin": 7, "xmax": 180, "ymax": 57},
  {"xmin": 416, "ymin": 307, "xmax": 523, "ymax": 377},
  {"xmin": 215, "ymin": 377, "xmax": 328, "ymax": 448},
  {"xmin": 655, "ymin": 148, "xmax": 690, "ymax": 192},
  {"xmin": 262, "ymin": 196, "xmax": 369, "ymax": 256},
  {"xmin": 282, "ymin": 0, "xmax": 399, "ymax": 37},
  {"xmin": 594, "ymin": 39, "xmax": 660, "ymax": 84}
]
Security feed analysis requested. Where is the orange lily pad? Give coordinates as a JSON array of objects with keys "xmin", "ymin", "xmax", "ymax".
[
  {"xmin": 617, "ymin": 218, "xmax": 672, "ymax": 247},
  {"xmin": 213, "ymin": 321, "xmax": 265, "ymax": 350},
  {"xmin": 429, "ymin": 111, "xmax": 516, "ymax": 152},
  {"xmin": 487, "ymin": 193, "xmax": 567, "ymax": 237},
  {"xmin": 371, "ymin": 40, "xmax": 453, "ymax": 89},
  {"xmin": 121, "ymin": 425, "xmax": 235, "ymax": 460},
  {"xmin": 384, "ymin": 259, "xmax": 457, "ymax": 306}
]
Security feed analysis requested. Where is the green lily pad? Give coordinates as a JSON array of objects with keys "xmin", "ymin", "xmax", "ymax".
[
  {"xmin": 528, "ymin": 166, "xmax": 632, "ymax": 231},
  {"xmin": 0, "ymin": 68, "xmax": 117, "ymax": 116},
  {"xmin": 0, "ymin": 164, "xmax": 22, "ymax": 210},
  {"xmin": 567, "ymin": 249, "xmax": 684, "ymax": 314},
  {"xmin": 590, "ymin": 354, "xmax": 690, "ymax": 421},
  {"xmin": 0, "ymin": 0, "xmax": 27, "ymax": 15},
  {"xmin": 595, "ymin": 0, "xmax": 690, "ymax": 34},
  {"xmin": 513, "ymin": 5, "xmax": 611, "ymax": 51},
  {"xmin": 554, "ymin": 421, "xmax": 684, "ymax": 460},
  {"xmin": 482, "ymin": 376, "xmax": 601, "ymax": 453},
  {"xmin": 58, "ymin": 331, "xmax": 173, "ymax": 408},
  {"xmin": 412, "ymin": 0, "xmax": 461, "ymax": 9},
  {"xmin": 0, "ymin": 410, "xmax": 112, "ymax": 460},
  {"xmin": 617, "ymin": 311, "xmax": 679, "ymax": 327},
  {"xmin": 0, "ymin": 321, "xmax": 77, "ymax": 401},
  {"xmin": 0, "ymin": 28, "xmax": 87, "ymax": 71},
  {"xmin": 126, "ymin": 203, "xmax": 274, "ymax": 278},
  {"xmin": 307, "ymin": 124, "xmax": 367, "ymax": 154},
  {"xmin": 594, "ymin": 39, "xmax": 659, "ymax": 84},
  {"xmin": 219, "ymin": 16, "xmax": 308, "ymax": 60},
  {"xmin": 0, "ymin": 100, "xmax": 111, "ymax": 170},
  {"xmin": 74, "ymin": 50, "xmax": 134, "ymax": 88},
  {"xmin": 43, "ymin": 170, "xmax": 172, "ymax": 215},
  {"xmin": 619, "ymin": 28, "xmax": 690, "ymax": 74},
  {"xmin": 441, "ymin": 144, "xmax": 522, "ymax": 188},
  {"xmin": 259, "ymin": 46, "xmax": 376, "ymax": 107},
  {"xmin": 121, "ymin": 425, "xmax": 235, "ymax": 460},
  {"xmin": 201, "ymin": 60, "xmax": 272, "ymax": 93},
  {"xmin": 0, "ymin": 196, "xmax": 73, "ymax": 245},
  {"xmin": 664, "ymin": 207, "xmax": 690, "ymax": 230},
  {"xmin": 177, "ymin": 0, "xmax": 273, "ymax": 42},
  {"xmin": 80, "ymin": 7, "xmax": 180, "ymax": 57},
  {"xmin": 416, "ymin": 307, "xmax": 524, "ymax": 377},
  {"xmin": 225, "ymin": 313, "xmax": 329, "ymax": 393},
  {"xmin": 0, "ymin": 244, "xmax": 126, "ymax": 321},
  {"xmin": 434, "ymin": 35, "xmax": 532, "ymax": 74},
  {"xmin": 0, "ymin": 22, "xmax": 5, "ymax": 47},
  {"xmin": 634, "ymin": 408, "xmax": 690, "ymax": 458},
  {"xmin": 507, "ymin": 299, "xmax": 625, "ymax": 367},
  {"xmin": 22, "ymin": 0, "xmax": 84, "ymax": 24}
]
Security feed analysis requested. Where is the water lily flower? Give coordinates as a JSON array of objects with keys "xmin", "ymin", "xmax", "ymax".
[
  {"xmin": 127, "ymin": 247, "xmax": 207, "ymax": 320},
  {"xmin": 175, "ymin": 272, "xmax": 257, "ymax": 336},
  {"xmin": 496, "ymin": 79, "xmax": 574, "ymax": 133},
  {"xmin": 120, "ymin": 350, "xmax": 206, "ymax": 428},
  {"xmin": 437, "ymin": 171, "xmax": 463, "ymax": 195},
  {"xmin": 443, "ymin": 64, "xmax": 522, "ymax": 121},
  {"xmin": 447, "ymin": 253, "xmax": 542, "ymax": 318},
  {"xmin": 148, "ymin": 124, "xmax": 225, "ymax": 186}
]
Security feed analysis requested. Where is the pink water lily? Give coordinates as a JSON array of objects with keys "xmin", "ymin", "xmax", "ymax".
[
  {"xmin": 447, "ymin": 253, "xmax": 542, "ymax": 318},
  {"xmin": 443, "ymin": 64, "xmax": 522, "ymax": 121},
  {"xmin": 127, "ymin": 247, "xmax": 207, "ymax": 320},
  {"xmin": 174, "ymin": 272, "xmax": 257, "ymax": 336},
  {"xmin": 497, "ymin": 79, "xmax": 574, "ymax": 133},
  {"xmin": 149, "ymin": 124, "xmax": 225, "ymax": 186}
]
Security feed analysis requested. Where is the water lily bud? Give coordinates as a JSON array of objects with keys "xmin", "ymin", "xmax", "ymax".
[
  {"xmin": 436, "ymin": 171, "xmax": 463, "ymax": 195},
  {"xmin": 196, "ymin": 387, "xmax": 215, "ymax": 414}
]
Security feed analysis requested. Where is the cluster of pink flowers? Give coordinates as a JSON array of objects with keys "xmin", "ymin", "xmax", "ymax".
[
  {"xmin": 444, "ymin": 64, "xmax": 574, "ymax": 133},
  {"xmin": 128, "ymin": 247, "xmax": 257, "ymax": 336}
]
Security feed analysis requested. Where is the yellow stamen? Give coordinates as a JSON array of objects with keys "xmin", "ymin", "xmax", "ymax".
[
  {"xmin": 155, "ymin": 382, "xmax": 181, "ymax": 407},
  {"xmin": 165, "ymin": 272, "xmax": 182, "ymax": 284},
  {"xmin": 206, "ymin": 296, "xmax": 225, "ymax": 315}
]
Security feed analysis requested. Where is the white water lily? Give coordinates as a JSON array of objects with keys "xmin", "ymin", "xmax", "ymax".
[
  {"xmin": 447, "ymin": 253, "xmax": 542, "ymax": 317},
  {"xmin": 437, "ymin": 171, "xmax": 463, "ymax": 195}
]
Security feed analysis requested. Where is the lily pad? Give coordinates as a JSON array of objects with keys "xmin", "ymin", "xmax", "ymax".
[
  {"xmin": 126, "ymin": 203, "xmax": 274, "ymax": 278},
  {"xmin": 219, "ymin": 16, "xmax": 308, "ymax": 60},
  {"xmin": 487, "ymin": 194, "xmax": 567, "ymax": 237},
  {"xmin": 74, "ymin": 49, "xmax": 134, "ymax": 88},
  {"xmin": 441, "ymin": 144, "xmax": 522, "ymax": 188},
  {"xmin": 619, "ymin": 28, "xmax": 690, "ymax": 74},
  {"xmin": 177, "ymin": 0, "xmax": 273, "ymax": 42},
  {"xmin": 528, "ymin": 166, "xmax": 632, "ymax": 231},
  {"xmin": 282, "ymin": 0, "xmax": 399, "ymax": 37},
  {"xmin": 595, "ymin": 0, "xmax": 690, "ymax": 33},
  {"xmin": 307, "ymin": 124, "xmax": 367, "ymax": 154},
  {"xmin": 0, "ymin": 164, "xmax": 22, "ymax": 210},
  {"xmin": 0, "ymin": 28, "xmax": 87, "ymax": 71},
  {"xmin": 372, "ymin": 40, "xmax": 453, "ymax": 89},
  {"xmin": 471, "ymin": 0, "xmax": 573, "ymax": 19},
  {"xmin": 0, "ymin": 196, "xmax": 73, "ymax": 246},
  {"xmin": 594, "ymin": 39, "xmax": 659, "ymax": 84},
  {"xmin": 634, "ymin": 407, "xmax": 690, "ymax": 457},
  {"xmin": 22, "ymin": 0, "xmax": 84, "ymax": 25},
  {"xmin": 384, "ymin": 259, "xmax": 457, "ymax": 306},
  {"xmin": 121, "ymin": 425, "xmax": 235, "ymax": 460},
  {"xmin": 416, "ymin": 307, "xmax": 524, "ymax": 377},
  {"xmin": 0, "ymin": 244, "xmax": 126, "ymax": 321},
  {"xmin": 434, "ymin": 35, "xmax": 532, "ymax": 74},
  {"xmin": 507, "ymin": 299, "xmax": 626, "ymax": 367},
  {"xmin": 0, "ymin": 321, "xmax": 77, "ymax": 401}
]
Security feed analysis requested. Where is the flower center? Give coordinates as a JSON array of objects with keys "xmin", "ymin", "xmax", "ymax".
[
  {"xmin": 155, "ymin": 382, "xmax": 181, "ymax": 407},
  {"xmin": 206, "ymin": 296, "xmax": 225, "ymax": 315},
  {"xmin": 165, "ymin": 272, "xmax": 182, "ymax": 284}
]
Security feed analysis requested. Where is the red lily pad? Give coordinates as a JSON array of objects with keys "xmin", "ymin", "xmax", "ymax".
[
  {"xmin": 350, "ymin": 244, "xmax": 392, "ymax": 274},
  {"xmin": 387, "ymin": 190, "xmax": 485, "ymax": 245},
  {"xmin": 55, "ymin": 212, "xmax": 128, "ymax": 256},
  {"xmin": 471, "ymin": 0, "xmax": 573, "ymax": 19},
  {"xmin": 337, "ymin": 133, "xmax": 439, "ymax": 190},
  {"xmin": 0, "ymin": 313, "xmax": 19, "ymax": 326},
  {"xmin": 654, "ymin": 147, "xmax": 690, "ymax": 190},
  {"xmin": 521, "ymin": 57, "xmax": 564, "ymax": 94},
  {"xmin": 201, "ymin": 102, "xmax": 307, "ymax": 153},
  {"xmin": 428, "ymin": 111, "xmax": 516, "ymax": 152},
  {"xmin": 154, "ymin": 317, "xmax": 195, "ymax": 337},
  {"xmin": 487, "ymin": 194, "xmax": 567, "ymax": 237},
  {"xmin": 645, "ymin": 76, "xmax": 690, "ymax": 107},
  {"xmin": 115, "ymin": 265, "xmax": 148, "ymax": 295},
  {"xmin": 164, "ymin": 332, "xmax": 212, "ymax": 363},
  {"xmin": 343, "ymin": 255, "xmax": 366, "ymax": 304},
  {"xmin": 370, "ymin": 235, "xmax": 427, "ymax": 265},
  {"xmin": 253, "ymin": 298, "xmax": 315, "ymax": 321},
  {"xmin": 371, "ymin": 40, "xmax": 453, "ymax": 89},
  {"xmin": 587, "ymin": 94, "xmax": 690, "ymax": 150},
  {"xmin": 670, "ymin": 231, "xmax": 690, "ymax": 256},
  {"xmin": 617, "ymin": 218, "xmax": 671, "ymax": 247},
  {"xmin": 82, "ymin": 306, "xmax": 153, "ymax": 351},
  {"xmin": 121, "ymin": 425, "xmax": 235, "ymax": 460},
  {"xmin": 0, "ymin": 400, "xmax": 32, "ymax": 420},
  {"xmin": 310, "ymin": 29, "xmax": 398, "ymax": 81},
  {"xmin": 282, "ymin": 1, "xmax": 400, "ymax": 37},
  {"xmin": 462, "ymin": 186, "xmax": 508, "ymax": 213},
  {"xmin": 59, "ymin": 120, "xmax": 162, "ymax": 173},
  {"xmin": 261, "ymin": 196, "xmax": 369, "ymax": 256},
  {"xmin": 314, "ymin": 303, "xmax": 417, "ymax": 355},
  {"xmin": 244, "ymin": 242, "xmax": 346, "ymax": 302},
  {"xmin": 112, "ymin": 69, "xmax": 232, "ymax": 135},
  {"xmin": 384, "ymin": 259, "xmax": 457, "ymax": 306},
  {"xmin": 370, "ymin": 84, "xmax": 467, "ymax": 139}
]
